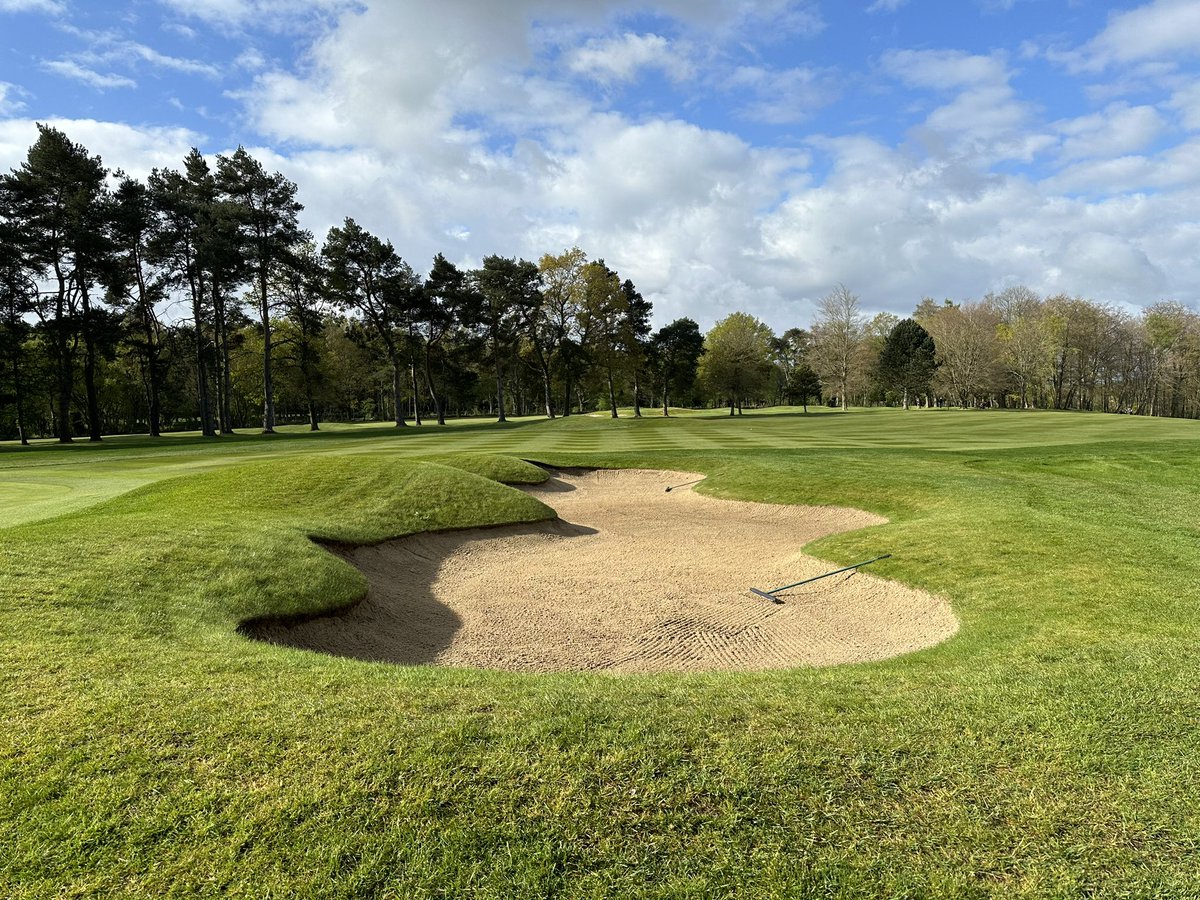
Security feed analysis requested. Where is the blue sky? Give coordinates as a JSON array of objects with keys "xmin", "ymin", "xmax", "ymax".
[{"xmin": 2, "ymin": 0, "xmax": 1199, "ymax": 329}]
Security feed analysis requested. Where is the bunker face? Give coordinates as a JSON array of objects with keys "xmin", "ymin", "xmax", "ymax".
[{"xmin": 248, "ymin": 469, "xmax": 959, "ymax": 673}]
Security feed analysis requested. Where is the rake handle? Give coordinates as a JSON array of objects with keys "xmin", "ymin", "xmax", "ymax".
[{"xmin": 757, "ymin": 554, "xmax": 892, "ymax": 596}]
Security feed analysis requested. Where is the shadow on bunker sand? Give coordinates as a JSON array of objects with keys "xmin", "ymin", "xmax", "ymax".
[{"xmin": 240, "ymin": 517, "xmax": 598, "ymax": 666}]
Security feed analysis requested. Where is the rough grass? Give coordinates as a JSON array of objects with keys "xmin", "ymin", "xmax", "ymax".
[{"xmin": 3, "ymin": 408, "xmax": 1200, "ymax": 897}]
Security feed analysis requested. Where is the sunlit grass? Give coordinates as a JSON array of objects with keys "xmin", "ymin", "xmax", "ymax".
[{"xmin": 3, "ymin": 408, "xmax": 1200, "ymax": 896}]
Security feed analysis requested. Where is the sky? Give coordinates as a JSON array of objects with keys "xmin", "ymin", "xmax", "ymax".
[{"xmin": 1, "ymin": 0, "xmax": 1199, "ymax": 331}]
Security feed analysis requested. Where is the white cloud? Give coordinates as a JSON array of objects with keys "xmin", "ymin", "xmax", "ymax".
[
  {"xmin": 866, "ymin": 0, "xmax": 908, "ymax": 13},
  {"xmin": 10, "ymin": 0, "xmax": 1200, "ymax": 331},
  {"xmin": 0, "ymin": 118, "xmax": 207, "ymax": 177},
  {"xmin": 41, "ymin": 60, "xmax": 137, "ymax": 90},
  {"xmin": 235, "ymin": 47, "xmax": 268, "ymax": 71},
  {"xmin": 1068, "ymin": 0, "xmax": 1200, "ymax": 72},
  {"xmin": 0, "ymin": 0, "xmax": 64, "ymax": 12},
  {"xmin": 881, "ymin": 48, "xmax": 1009, "ymax": 90},
  {"xmin": 1168, "ymin": 82, "xmax": 1200, "ymax": 130},
  {"xmin": 567, "ymin": 32, "xmax": 693, "ymax": 84},
  {"xmin": 758, "ymin": 138, "xmax": 1191, "ymax": 313},
  {"xmin": 119, "ymin": 41, "xmax": 221, "ymax": 77},
  {"xmin": 881, "ymin": 50, "xmax": 1043, "ymax": 163},
  {"xmin": 52, "ymin": 24, "xmax": 222, "ymax": 78},
  {"xmin": 1045, "ymin": 139, "xmax": 1200, "ymax": 194},
  {"xmin": 1054, "ymin": 102, "xmax": 1164, "ymax": 161},
  {"xmin": 156, "ymin": 0, "xmax": 358, "ymax": 33},
  {"xmin": 218, "ymin": 2, "xmax": 1200, "ymax": 325},
  {"xmin": 0, "ymin": 82, "xmax": 25, "ymax": 115},
  {"xmin": 726, "ymin": 65, "xmax": 837, "ymax": 124},
  {"xmin": 162, "ymin": 20, "xmax": 198, "ymax": 39}
]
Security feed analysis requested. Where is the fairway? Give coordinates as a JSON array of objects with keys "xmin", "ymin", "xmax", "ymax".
[{"xmin": 4, "ymin": 407, "xmax": 1200, "ymax": 897}]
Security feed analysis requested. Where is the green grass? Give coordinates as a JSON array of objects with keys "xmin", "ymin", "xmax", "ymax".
[{"xmin": 3, "ymin": 408, "xmax": 1200, "ymax": 897}]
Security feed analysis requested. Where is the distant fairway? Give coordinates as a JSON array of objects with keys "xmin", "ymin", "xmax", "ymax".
[{"xmin": 3, "ymin": 408, "xmax": 1200, "ymax": 897}]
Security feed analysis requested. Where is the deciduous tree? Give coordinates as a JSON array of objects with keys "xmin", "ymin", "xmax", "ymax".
[
  {"xmin": 579, "ymin": 260, "xmax": 628, "ymax": 418},
  {"xmin": 535, "ymin": 247, "xmax": 587, "ymax": 418},
  {"xmin": 699, "ymin": 311, "xmax": 775, "ymax": 415},
  {"xmin": 808, "ymin": 284, "xmax": 866, "ymax": 411}
]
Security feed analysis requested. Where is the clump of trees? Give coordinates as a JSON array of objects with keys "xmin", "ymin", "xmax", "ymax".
[
  {"xmin": 685, "ymin": 284, "xmax": 1199, "ymax": 419},
  {"xmin": 3, "ymin": 125, "xmax": 1199, "ymax": 443},
  {"xmin": 0, "ymin": 126, "xmax": 708, "ymax": 441},
  {"xmin": 791, "ymin": 284, "xmax": 1200, "ymax": 417}
]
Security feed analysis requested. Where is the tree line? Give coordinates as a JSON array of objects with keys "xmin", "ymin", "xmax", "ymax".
[
  {"xmin": 795, "ymin": 284, "xmax": 1200, "ymax": 418},
  {"xmin": 2, "ymin": 126, "xmax": 1198, "ymax": 444},
  {"xmin": 0, "ymin": 126, "xmax": 709, "ymax": 443}
]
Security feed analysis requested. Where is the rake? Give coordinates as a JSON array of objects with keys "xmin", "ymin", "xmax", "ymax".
[
  {"xmin": 749, "ymin": 554, "xmax": 892, "ymax": 603},
  {"xmin": 664, "ymin": 477, "xmax": 705, "ymax": 493}
]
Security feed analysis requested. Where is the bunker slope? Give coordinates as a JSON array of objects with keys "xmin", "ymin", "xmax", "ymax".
[{"xmin": 249, "ymin": 469, "xmax": 959, "ymax": 673}]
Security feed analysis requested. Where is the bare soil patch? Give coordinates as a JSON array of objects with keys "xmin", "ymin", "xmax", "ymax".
[{"xmin": 247, "ymin": 469, "xmax": 958, "ymax": 673}]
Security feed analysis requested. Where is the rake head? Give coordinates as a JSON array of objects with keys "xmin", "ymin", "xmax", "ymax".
[{"xmin": 749, "ymin": 587, "xmax": 784, "ymax": 604}]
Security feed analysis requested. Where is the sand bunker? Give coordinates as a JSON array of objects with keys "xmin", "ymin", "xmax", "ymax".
[{"xmin": 246, "ymin": 469, "xmax": 958, "ymax": 673}]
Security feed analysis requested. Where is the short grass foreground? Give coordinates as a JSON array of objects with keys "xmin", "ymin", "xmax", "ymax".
[{"xmin": 3, "ymin": 407, "xmax": 1200, "ymax": 897}]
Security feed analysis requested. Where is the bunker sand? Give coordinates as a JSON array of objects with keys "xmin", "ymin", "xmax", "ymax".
[{"xmin": 248, "ymin": 469, "xmax": 958, "ymax": 673}]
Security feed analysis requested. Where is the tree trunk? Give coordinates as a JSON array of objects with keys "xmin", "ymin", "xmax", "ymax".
[
  {"xmin": 213, "ymin": 285, "xmax": 234, "ymax": 434},
  {"xmin": 221, "ymin": 320, "xmax": 234, "ymax": 433},
  {"xmin": 424, "ymin": 348, "xmax": 446, "ymax": 425},
  {"xmin": 189, "ymin": 266, "xmax": 215, "ymax": 437},
  {"xmin": 212, "ymin": 316, "xmax": 226, "ymax": 431},
  {"xmin": 48, "ymin": 264, "xmax": 74, "ymax": 443},
  {"xmin": 194, "ymin": 326, "xmax": 214, "ymax": 437},
  {"xmin": 130, "ymin": 243, "xmax": 162, "ymax": 437},
  {"xmin": 306, "ymin": 389, "xmax": 319, "ymax": 431},
  {"xmin": 633, "ymin": 374, "xmax": 641, "ymax": 418},
  {"xmin": 53, "ymin": 330, "xmax": 71, "ymax": 444},
  {"xmin": 494, "ymin": 348, "xmax": 507, "ymax": 423},
  {"xmin": 300, "ymin": 342, "xmax": 319, "ymax": 432},
  {"xmin": 145, "ymin": 349, "xmax": 161, "ymax": 437},
  {"xmin": 76, "ymin": 282, "xmax": 102, "ymax": 442},
  {"xmin": 607, "ymin": 367, "xmax": 618, "ymax": 418},
  {"xmin": 902, "ymin": 387, "xmax": 909, "ymax": 411},
  {"xmin": 541, "ymin": 363, "xmax": 554, "ymax": 418},
  {"xmin": 409, "ymin": 360, "xmax": 422, "ymax": 425},
  {"xmin": 143, "ymin": 319, "xmax": 161, "ymax": 438},
  {"xmin": 10, "ymin": 345, "xmax": 27, "ymax": 445},
  {"xmin": 259, "ymin": 270, "xmax": 275, "ymax": 433},
  {"xmin": 391, "ymin": 359, "xmax": 407, "ymax": 427}
]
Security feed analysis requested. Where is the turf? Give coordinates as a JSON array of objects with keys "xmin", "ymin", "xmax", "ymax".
[{"xmin": 3, "ymin": 408, "xmax": 1200, "ymax": 897}]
